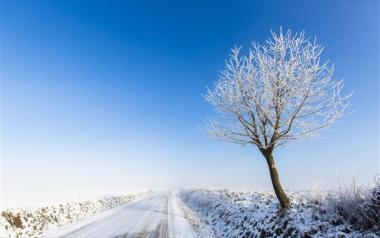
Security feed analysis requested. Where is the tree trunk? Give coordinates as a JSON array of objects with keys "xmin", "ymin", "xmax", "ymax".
[{"xmin": 263, "ymin": 152, "xmax": 290, "ymax": 209}]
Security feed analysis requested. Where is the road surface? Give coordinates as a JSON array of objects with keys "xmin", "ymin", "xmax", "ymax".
[{"xmin": 43, "ymin": 191, "xmax": 196, "ymax": 238}]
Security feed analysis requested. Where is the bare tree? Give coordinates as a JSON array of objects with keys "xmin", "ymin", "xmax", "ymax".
[{"xmin": 205, "ymin": 29, "xmax": 352, "ymax": 208}]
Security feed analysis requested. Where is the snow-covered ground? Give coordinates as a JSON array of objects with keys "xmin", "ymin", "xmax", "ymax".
[
  {"xmin": 42, "ymin": 191, "xmax": 181, "ymax": 237},
  {"xmin": 2, "ymin": 188, "xmax": 378, "ymax": 237},
  {"xmin": 42, "ymin": 191, "xmax": 211, "ymax": 238},
  {"xmin": 168, "ymin": 191, "xmax": 215, "ymax": 238},
  {"xmin": 181, "ymin": 189, "xmax": 380, "ymax": 238},
  {"xmin": 0, "ymin": 192, "xmax": 150, "ymax": 238},
  {"xmin": 0, "ymin": 191, "xmax": 206, "ymax": 238}
]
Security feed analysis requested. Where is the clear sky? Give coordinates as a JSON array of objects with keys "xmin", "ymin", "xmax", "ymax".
[{"xmin": 1, "ymin": 1, "xmax": 379, "ymax": 196}]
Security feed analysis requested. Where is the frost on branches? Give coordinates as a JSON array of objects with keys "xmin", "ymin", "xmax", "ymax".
[
  {"xmin": 205, "ymin": 29, "xmax": 352, "ymax": 208},
  {"xmin": 205, "ymin": 29, "xmax": 352, "ymax": 149}
]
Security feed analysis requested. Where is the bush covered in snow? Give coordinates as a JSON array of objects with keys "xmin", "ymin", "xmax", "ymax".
[
  {"xmin": 0, "ymin": 192, "xmax": 149, "ymax": 238},
  {"xmin": 181, "ymin": 185, "xmax": 380, "ymax": 238},
  {"xmin": 326, "ymin": 180, "xmax": 380, "ymax": 232}
]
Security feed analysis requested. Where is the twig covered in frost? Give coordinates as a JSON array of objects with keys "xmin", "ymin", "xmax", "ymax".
[
  {"xmin": 205, "ymin": 29, "xmax": 352, "ymax": 149},
  {"xmin": 204, "ymin": 28, "xmax": 352, "ymax": 208}
]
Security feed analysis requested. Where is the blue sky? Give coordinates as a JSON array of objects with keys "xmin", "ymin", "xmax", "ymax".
[{"xmin": 1, "ymin": 1, "xmax": 379, "ymax": 195}]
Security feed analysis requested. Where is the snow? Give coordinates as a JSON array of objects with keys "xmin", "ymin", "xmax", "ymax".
[
  {"xmin": 0, "ymin": 191, "xmax": 205, "ymax": 238},
  {"xmin": 168, "ymin": 191, "xmax": 214, "ymax": 238},
  {"xmin": 43, "ymin": 192, "xmax": 165, "ymax": 238},
  {"xmin": 41, "ymin": 202, "xmax": 136, "ymax": 238},
  {"xmin": 181, "ymin": 189, "xmax": 380, "ymax": 238},
  {"xmin": 0, "ymin": 192, "xmax": 150, "ymax": 238},
  {"xmin": 168, "ymin": 191, "xmax": 195, "ymax": 237},
  {"xmin": 42, "ymin": 191, "xmax": 204, "ymax": 238},
  {"xmin": 3, "ymin": 189, "xmax": 378, "ymax": 237}
]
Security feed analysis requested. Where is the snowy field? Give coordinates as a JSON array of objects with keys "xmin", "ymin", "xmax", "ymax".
[
  {"xmin": 0, "ymin": 192, "xmax": 151, "ymax": 237},
  {"xmin": 0, "ymin": 191, "xmax": 203, "ymax": 238},
  {"xmin": 1, "ymin": 187, "xmax": 379, "ymax": 238},
  {"xmin": 181, "ymin": 188, "xmax": 380, "ymax": 238}
]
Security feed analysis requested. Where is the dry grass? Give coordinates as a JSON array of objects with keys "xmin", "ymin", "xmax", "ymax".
[{"xmin": 326, "ymin": 176, "xmax": 380, "ymax": 231}]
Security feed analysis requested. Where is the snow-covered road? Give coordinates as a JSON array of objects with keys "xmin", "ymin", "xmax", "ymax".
[{"xmin": 42, "ymin": 191, "xmax": 196, "ymax": 238}]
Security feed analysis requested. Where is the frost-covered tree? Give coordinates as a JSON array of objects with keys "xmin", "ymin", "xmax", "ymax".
[{"xmin": 205, "ymin": 29, "xmax": 352, "ymax": 208}]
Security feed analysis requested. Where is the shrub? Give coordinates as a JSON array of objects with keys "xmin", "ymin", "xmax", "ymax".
[{"xmin": 327, "ymin": 176, "xmax": 380, "ymax": 231}]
